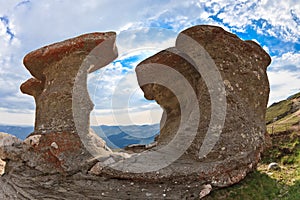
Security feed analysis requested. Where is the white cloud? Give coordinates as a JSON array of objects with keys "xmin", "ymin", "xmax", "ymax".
[
  {"xmin": 197, "ymin": 0, "xmax": 300, "ymax": 42},
  {"xmin": 270, "ymin": 52, "xmax": 300, "ymax": 70},
  {"xmin": 90, "ymin": 108, "xmax": 162, "ymax": 126},
  {"xmin": 0, "ymin": 109, "xmax": 34, "ymax": 126},
  {"xmin": 88, "ymin": 49, "xmax": 163, "ymax": 125},
  {"xmin": 267, "ymin": 52, "xmax": 300, "ymax": 104},
  {"xmin": 0, "ymin": 0, "xmax": 299, "ymax": 125},
  {"xmin": 267, "ymin": 70, "xmax": 300, "ymax": 104}
]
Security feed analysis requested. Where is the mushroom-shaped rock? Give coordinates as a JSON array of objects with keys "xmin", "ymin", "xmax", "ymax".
[
  {"xmin": 20, "ymin": 32, "xmax": 117, "ymax": 173},
  {"xmin": 21, "ymin": 32, "xmax": 117, "ymax": 133},
  {"xmin": 23, "ymin": 32, "xmax": 117, "ymax": 81},
  {"xmin": 135, "ymin": 25, "xmax": 271, "ymax": 187}
]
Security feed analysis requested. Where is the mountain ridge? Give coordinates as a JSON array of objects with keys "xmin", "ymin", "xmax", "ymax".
[
  {"xmin": 266, "ymin": 91, "xmax": 300, "ymax": 134},
  {"xmin": 0, "ymin": 124, "xmax": 159, "ymax": 149}
]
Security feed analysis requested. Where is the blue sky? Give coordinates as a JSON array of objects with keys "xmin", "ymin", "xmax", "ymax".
[{"xmin": 0, "ymin": 0, "xmax": 299, "ymax": 126}]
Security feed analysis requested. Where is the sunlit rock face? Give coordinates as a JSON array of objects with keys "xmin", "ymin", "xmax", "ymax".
[
  {"xmin": 21, "ymin": 32, "xmax": 117, "ymax": 133},
  {"xmin": 136, "ymin": 25, "xmax": 271, "ymax": 186},
  {"xmin": 0, "ymin": 25, "xmax": 271, "ymax": 195},
  {"xmin": 19, "ymin": 32, "xmax": 117, "ymax": 173}
]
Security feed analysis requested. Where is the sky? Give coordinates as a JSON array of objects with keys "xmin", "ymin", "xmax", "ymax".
[{"xmin": 0, "ymin": 0, "xmax": 299, "ymax": 126}]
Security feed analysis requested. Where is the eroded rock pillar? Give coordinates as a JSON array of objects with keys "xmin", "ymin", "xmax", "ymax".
[{"xmin": 20, "ymin": 32, "xmax": 117, "ymax": 173}]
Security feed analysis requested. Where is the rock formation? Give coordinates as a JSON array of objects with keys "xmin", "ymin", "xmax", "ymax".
[
  {"xmin": 0, "ymin": 25, "xmax": 271, "ymax": 199},
  {"xmin": 18, "ymin": 32, "xmax": 117, "ymax": 174},
  {"xmin": 21, "ymin": 32, "xmax": 117, "ymax": 133},
  {"xmin": 135, "ymin": 25, "xmax": 271, "ymax": 186},
  {"xmin": 0, "ymin": 132, "xmax": 22, "ymax": 175}
]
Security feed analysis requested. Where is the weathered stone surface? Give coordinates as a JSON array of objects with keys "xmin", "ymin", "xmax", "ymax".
[
  {"xmin": 135, "ymin": 25, "xmax": 271, "ymax": 186},
  {"xmin": 18, "ymin": 32, "xmax": 117, "ymax": 173},
  {"xmin": 0, "ymin": 132, "xmax": 23, "ymax": 161},
  {"xmin": 0, "ymin": 25, "xmax": 272, "ymax": 199},
  {"xmin": 0, "ymin": 172, "xmax": 205, "ymax": 199},
  {"xmin": 21, "ymin": 32, "xmax": 117, "ymax": 133}
]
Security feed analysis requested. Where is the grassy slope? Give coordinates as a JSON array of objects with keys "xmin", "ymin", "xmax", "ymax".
[
  {"xmin": 203, "ymin": 92, "xmax": 300, "ymax": 200},
  {"xmin": 265, "ymin": 92, "xmax": 300, "ymax": 125}
]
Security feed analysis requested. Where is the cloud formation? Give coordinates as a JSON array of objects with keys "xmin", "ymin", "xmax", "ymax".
[{"xmin": 0, "ymin": 0, "xmax": 299, "ymax": 125}]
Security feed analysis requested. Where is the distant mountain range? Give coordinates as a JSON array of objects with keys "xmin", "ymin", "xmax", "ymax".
[
  {"xmin": 0, "ymin": 126, "xmax": 33, "ymax": 140},
  {"xmin": 0, "ymin": 124, "xmax": 159, "ymax": 149},
  {"xmin": 2, "ymin": 92, "xmax": 299, "ymax": 149}
]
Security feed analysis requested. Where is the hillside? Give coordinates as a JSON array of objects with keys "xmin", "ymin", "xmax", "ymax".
[
  {"xmin": 203, "ymin": 92, "xmax": 300, "ymax": 199},
  {"xmin": 266, "ymin": 92, "xmax": 300, "ymax": 126}
]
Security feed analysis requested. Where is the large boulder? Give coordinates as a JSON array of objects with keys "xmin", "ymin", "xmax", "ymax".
[{"xmin": 135, "ymin": 25, "xmax": 271, "ymax": 186}]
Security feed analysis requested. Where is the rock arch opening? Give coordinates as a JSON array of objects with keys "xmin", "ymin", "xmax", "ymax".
[{"xmin": 87, "ymin": 50, "xmax": 163, "ymax": 150}]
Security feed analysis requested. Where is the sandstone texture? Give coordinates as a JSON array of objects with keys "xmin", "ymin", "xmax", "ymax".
[
  {"xmin": 18, "ymin": 32, "xmax": 117, "ymax": 174},
  {"xmin": 135, "ymin": 25, "xmax": 271, "ymax": 186},
  {"xmin": 21, "ymin": 32, "xmax": 117, "ymax": 134},
  {"xmin": 0, "ymin": 132, "xmax": 22, "ymax": 175},
  {"xmin": 0, "ymin": 132, "xmax": 23, "ymax": 162},
  {"xmin": 0, "ymin": 25, "xmax": 271, "ymax": 199}
]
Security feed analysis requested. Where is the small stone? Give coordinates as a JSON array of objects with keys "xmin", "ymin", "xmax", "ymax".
[
  {"xmin": 88, "ymin": 162, "xmax": 103, "ymax": 176},
  {"xmin": 268, "ymin": 162, "xmax": 280, "ymax": 171},
  {"xmin": 0, "ymin": 159, "xmax": 5, "ymax": 176},
  {"xmin": 199, "ymin": 184, "xmax": 212, "ymax": 199},
  {"xmin": 51, "ymin": 142, "xmax": 58, "ymax": 149},
  {"xmin": 145, "ymin": 192, "xmax": 152, "ymax": 197},
  {"xmin": 24, "ymin": 135, "xmax": 41, "ymax": 146},
  {"xmin": 57, "ymin": 187, "xmax": 67, "ymax": 193}
]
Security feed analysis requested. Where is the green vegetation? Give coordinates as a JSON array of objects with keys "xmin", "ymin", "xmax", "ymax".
[
  {"xmin": 287, "ymin": 92, "xmax": 300, "ymax": 100},
  {"xmin": 204, "ymin": 131, "xmax": 300, "ymax": 200},
  {"xmin": 204, "ymin": 92, "xmax": 300, "ymax": 200},
  {"xmin": 205, "ymin": 171, "xmax": 281, "ymax": 200},
  {"xmin": 266, "ymin": 91, "xmax": 300, "ymax": 134},
  {"xmin": 265, "ymin": 100, "xmax": 293, "ymax": 124}
]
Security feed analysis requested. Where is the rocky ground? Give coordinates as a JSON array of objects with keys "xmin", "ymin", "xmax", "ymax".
[
  {"xmin": 1, "ymin": 129, "xmax": 299, "ymax": 200},
  {"xmin": 0, "ymin": 168, "xmax": 205, "ymax": 199}
]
